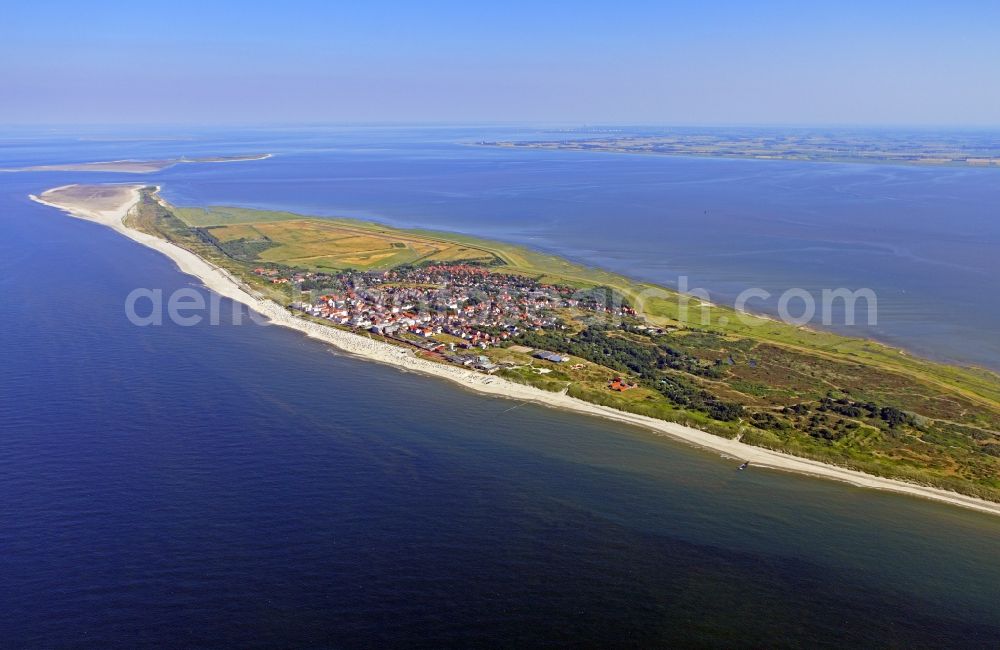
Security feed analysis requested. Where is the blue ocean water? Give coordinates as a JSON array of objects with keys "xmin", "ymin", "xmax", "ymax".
[
  {"xmin": 7, "ymin": 125, "xmax": 1000, "ymax": 368},
  {"xmin": 1, "ymin": 127, "xmax": 999, "ymax": 646}
]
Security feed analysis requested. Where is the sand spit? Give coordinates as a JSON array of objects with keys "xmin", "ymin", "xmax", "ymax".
[
  {"xmin": 9, "ymin": 153, "xmax": 271, "ymax": 174},
  {"xmin": 29, "ymin": 184, "xmax": 1000, "ymax": 518}
]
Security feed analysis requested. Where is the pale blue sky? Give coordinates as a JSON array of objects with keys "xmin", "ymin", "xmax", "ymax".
[{"xmin": 4, "ymin": 0, "xmax": 999, "ymax": 125}]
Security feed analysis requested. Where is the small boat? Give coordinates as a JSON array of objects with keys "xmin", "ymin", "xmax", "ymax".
[{"xmin": 738, "ymin": 461, "xmax": 750, "ymax": 471}]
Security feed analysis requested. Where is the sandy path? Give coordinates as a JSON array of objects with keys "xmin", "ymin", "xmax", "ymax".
[{"xmin": 29, "ymin": 184, "xmax": 1000, "ymax": 518}]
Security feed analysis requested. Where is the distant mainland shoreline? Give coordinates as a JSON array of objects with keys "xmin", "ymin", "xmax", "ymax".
[{"xmin": 477, "ymin": 133, "xmax": 1000, "ymax": 168}]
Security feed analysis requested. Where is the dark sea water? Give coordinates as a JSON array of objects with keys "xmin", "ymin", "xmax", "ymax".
[{"xmin": 2, "ymin": 127, "xmax": 999, "ymax": 647}]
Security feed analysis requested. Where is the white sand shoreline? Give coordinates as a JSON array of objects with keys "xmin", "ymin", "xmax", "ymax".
[
  {"xmin": 9, "ymin": 153, "xmax": 271, "ymax": 174},
  {"xmin": 29, "ymin": 184, "xmax": 1000, "ymax": 518}
]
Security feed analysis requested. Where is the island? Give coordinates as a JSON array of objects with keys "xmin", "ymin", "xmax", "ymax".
[
  {"xmin": 6, "ymin": 153, "xmax": 270, "ymax": 174},
  {"xmin": 479, "ymin": 130, "xmax": 1000, "ymax": 167},
  {"xmin": 31, "ymin": 183, "xmax": 1000, "ymax": 515}
]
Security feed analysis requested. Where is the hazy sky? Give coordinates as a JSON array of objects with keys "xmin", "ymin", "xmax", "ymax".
[{"xmin": 4, "ymin": 0, "xmax": 999, "ymax": 126}]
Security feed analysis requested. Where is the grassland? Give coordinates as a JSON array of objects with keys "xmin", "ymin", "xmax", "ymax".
[
  {"xmin": 174, "ymin": 206, "xmax": 499, "ymax": 271},
  {"xmin": 135, "ymin": 192, "xmax": 1000, "ymax": 501}
]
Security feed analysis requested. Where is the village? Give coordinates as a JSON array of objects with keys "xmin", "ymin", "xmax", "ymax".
[{"xmin": 255, "ymin": 263, "xmax": 638, "ymax": 374}]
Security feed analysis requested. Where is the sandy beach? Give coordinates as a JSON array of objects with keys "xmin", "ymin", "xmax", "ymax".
[
  {"xmin": 30, "ymin": 184, "xmax": 1000, "ymax": 518},
  {"xmin": 8, "ymin": 153, "xmax": 272, "ymax": 174}
]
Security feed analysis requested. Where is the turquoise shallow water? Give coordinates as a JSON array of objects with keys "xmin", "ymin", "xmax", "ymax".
[{"xmin": 1, "ymin": 127, "xmax": 999, "ymax": 646}]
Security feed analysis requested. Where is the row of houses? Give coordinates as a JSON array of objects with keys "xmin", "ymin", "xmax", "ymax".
[{"xmin": 287, "ymin": 264, "xmax": 581, "ymax": 349}]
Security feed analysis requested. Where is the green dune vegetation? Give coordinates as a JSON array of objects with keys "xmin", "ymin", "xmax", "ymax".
[
  {"xmin": 174, "ymin": 205, "xmax": 500, "ymax": 270},
  {"xmin": 129, "ymin": 188, "xmax": 1000, "ymax": 501}
]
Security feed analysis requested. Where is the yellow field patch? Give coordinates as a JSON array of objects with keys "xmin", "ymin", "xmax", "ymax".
[
  {"xmin": 220, "ymin": 218, "xmax": 499, "ymax": 270},
  {"xmin": 421, "ymin": 245, "xmax": 495, "ymax": 263},
  {"xmin": 338, "ymin": 250, "xmax": 407, "ymax": 266},
  {"xmin": 209, "ymin": 224, "xmax": 265, "ymax": 242}
]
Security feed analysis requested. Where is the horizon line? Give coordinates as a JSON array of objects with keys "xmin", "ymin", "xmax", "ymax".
[{"xmin": 3, "ymin": 121, "xmax": 1000, "ymax": 131}]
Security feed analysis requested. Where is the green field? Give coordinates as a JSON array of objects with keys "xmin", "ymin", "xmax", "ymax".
[
  {"xmin": 175, "ymin": 206, "xmax": 499, "ymax": 270},
  {"xmin": 132, "ymin": 190, "xmax": 1000, "ymax": 501}
]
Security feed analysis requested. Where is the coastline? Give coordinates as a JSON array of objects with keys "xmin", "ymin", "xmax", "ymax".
[
  {"xmin": 30, "ymin": 184, "xmax": 1000, "ymax": 518},
  {"xmin": 8, "ymin": 153, "xmax": 272, "ymax": 174},
  {"xmin": 476, "ymin": 141, "xmax": 1000, "ymax": 169}
]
